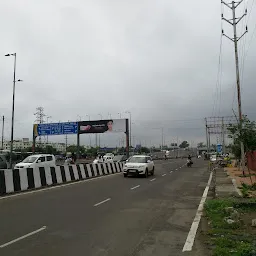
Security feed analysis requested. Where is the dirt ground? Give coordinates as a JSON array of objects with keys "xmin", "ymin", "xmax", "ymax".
[{"xmin": 225, "ymin": 164, "xmax": 256, "ymax": 197}]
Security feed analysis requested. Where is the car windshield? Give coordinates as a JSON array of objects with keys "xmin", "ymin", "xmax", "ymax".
[
  {"xmin": 22, "ymin": 156, "xmax": 38, "ymax": 163},
  {"xmin": 128, "ymin": 157, "xmax": 146, "ymax": 163}
]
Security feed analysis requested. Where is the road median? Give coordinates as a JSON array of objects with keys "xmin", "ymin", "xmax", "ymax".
[{"xmin": 0, "ymin": 162, "xmax": 123, "ymax": 196}]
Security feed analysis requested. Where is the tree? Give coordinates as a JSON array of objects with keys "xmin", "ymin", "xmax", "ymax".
[
  {"xmin": 179, "ymin": 141, "xmax": 189, "ymax": 148},
  {"xmin": 140, "ymin": 147, "xmax": 150, "ymax": 154},
  {"xmin": 197, "ymin": 142, "xmax": 205, "ymax": 148},
  {"xmin": 228, "ymin": 116, "xmax": 256, "ymax": 178},
  {"xmin": 45, "ymin": 145, "xmax": 57, "ymax": 154},
  {"xmin": 86, "ymin": 147, "xmax": 99, "ymax": 157},
  {"xmin": 228, "ymin": 116, "xmax": 256, "ymax": 157}
]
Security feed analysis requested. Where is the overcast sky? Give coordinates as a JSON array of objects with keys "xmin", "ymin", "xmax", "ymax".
[{"xmin": 0, "ymin": 0, "xmax": 256, "ymax": 147}]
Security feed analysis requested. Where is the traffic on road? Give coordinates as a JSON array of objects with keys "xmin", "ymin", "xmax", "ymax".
[{"xmin": 0, "ymin": 158, "xmax": 208, "ymax": 256}]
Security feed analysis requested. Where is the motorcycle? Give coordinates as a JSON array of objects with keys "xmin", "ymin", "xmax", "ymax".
[{"xmin": 187, "ymin": 159, "xmax": 193, "ymax": 167}]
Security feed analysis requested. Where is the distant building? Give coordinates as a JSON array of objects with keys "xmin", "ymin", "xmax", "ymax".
[{"xmin": 2, "ymin": 138, "xmax": 66, "ymax": 153}]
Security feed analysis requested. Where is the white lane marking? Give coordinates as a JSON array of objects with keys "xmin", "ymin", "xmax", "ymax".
[
  {"xmin": 94, "ymin": 198, "xmax": 111, "ymax": 207},
  {"xmin": 182, "ymin": 171, "xmax": 213, "ymax": 252},
  {"xmin": 130, "ymin": 185, "xmax": 140, "ymax": 190},
  {"xmin": 0, "ymin": 172, "xmax": 122, "ymax": 201},
  {"xmin": 0, "ymin": 226, "xmax": 46, "ymax": 248},
  {"xmin": 175, "ymin": 168, "xmax": 178, "ymax": 171},
  {"xmin": 170, "ymin": 171, "xmax": 173, "ymax": 174},
  {"xmin": 150, "ymin": 178, "xmax": 156, "ymax": 182},
  {"xmin": 162, "ymin": 174, "xmax": 166, "ymax": 177}
]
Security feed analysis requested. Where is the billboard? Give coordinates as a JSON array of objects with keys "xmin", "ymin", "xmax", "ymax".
[
  {"xmin": 33, "ymin": 122, "xmax": 78, "ymax": 137},
  {"xmin": 79, "ymin": 119, "xmax": 126, "ymax": 134}
]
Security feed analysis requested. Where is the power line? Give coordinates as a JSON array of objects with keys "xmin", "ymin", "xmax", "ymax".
[
  {"xmin": 240, "ymin": 0, "xmax": 256, "ymax": 75},
  {"xmin": 212, "ymin": 1, "xmax": 224, "ymax": 117}
]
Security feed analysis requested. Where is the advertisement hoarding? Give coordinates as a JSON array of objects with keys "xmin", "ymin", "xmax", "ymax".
[{"xmin": 78, "ymin": 119, "xmax": 126, "ymax": 134}]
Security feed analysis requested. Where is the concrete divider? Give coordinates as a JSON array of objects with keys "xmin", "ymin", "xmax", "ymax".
[{"xmin": 0, "ymin": 162, "xmax": 124, "ymax": 196}]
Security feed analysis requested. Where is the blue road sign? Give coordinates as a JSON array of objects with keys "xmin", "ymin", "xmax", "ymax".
[
  {"xmin": 217, "ymin": 144, "xmax": 222, "ymax": 153},
  {"xmin": 36, "ymin": 122, "xmax": 78, "ymax": 136}
]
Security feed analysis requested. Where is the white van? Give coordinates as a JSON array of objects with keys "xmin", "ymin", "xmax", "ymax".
[{"xmin": 14, "ymin": 154, "xmax": 56, "ymax": 169}]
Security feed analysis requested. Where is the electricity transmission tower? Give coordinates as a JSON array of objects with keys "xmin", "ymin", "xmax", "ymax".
[
  {"xmin": 205, "ymin": 116, "xmax": 238, "ymax": 154},
  {"xmin": 221, "ymin": 0, "xmax": 248, "ymax": 171},
  {"xmin": 34, "ymin": 107, "xmax": 46, "ymax": 145}
]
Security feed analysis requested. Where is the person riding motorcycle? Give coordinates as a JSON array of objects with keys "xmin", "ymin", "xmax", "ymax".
[{"xmin": 187, "ymin": 155, "xmax": 193, "ymax": 166}]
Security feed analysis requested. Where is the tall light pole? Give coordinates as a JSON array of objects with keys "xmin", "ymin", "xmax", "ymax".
[
  {"xmin": 1, "ymin": 115, "xmax": 4, "ymax": 150},
  {"xmin": 5, "ymin": 53, "xmax": 23, "ymax": 168},
  {"xmin": 118, "ymin": 112, "xmax": 122, "ymax": 119},
  {"xmin": 125, "ymin": 111, "xmax": 132, "ymax": 149},
  {"xmin": 98, "ymin": 114, "xmax": 102, "ymax": 148}
]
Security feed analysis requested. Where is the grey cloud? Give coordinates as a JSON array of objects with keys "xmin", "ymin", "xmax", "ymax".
[{"xmin": 0, "ymin": 0, "xmax": 256, "ymax": 147}]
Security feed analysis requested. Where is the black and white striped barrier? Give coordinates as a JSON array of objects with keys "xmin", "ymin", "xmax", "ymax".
[{"xmin": 0, "ymin": 162, "xmax": 124, "ymax": 196}]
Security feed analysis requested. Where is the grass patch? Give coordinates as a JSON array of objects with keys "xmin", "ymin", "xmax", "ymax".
[{"xmin": 204, "ymin": 199, "xmax": 256, "ymax": 256}]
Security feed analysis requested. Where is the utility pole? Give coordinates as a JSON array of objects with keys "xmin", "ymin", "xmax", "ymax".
[
  {"xmin": 205, "ymin": 118, "xmax": 209, "ymax": 154},
  {"xmin": 1, "ymin": 115, "xmax": 4, "ymax": 150},
  {"xmin": 221, "ymin": 117, "xmax": 225, "ymax": 154},
  {"xmin": 161, "ymin": 127, "xmax": 164, "ymax": 150},
  {"xmin": 222, "ymin": 0, "xmax": 247, "ymax": 174}
]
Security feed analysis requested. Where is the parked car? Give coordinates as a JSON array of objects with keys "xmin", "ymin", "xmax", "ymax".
[
  {"xmin": 123, "ymin": 155, "xmax": 154, "ymax": 178},
  {"xmin": 14, "ymin": 154, "xmax": 56, "ymax": 169},
  {"xmin": 0, "ymin": 154, "xmax": 8, "ymax": 169}
]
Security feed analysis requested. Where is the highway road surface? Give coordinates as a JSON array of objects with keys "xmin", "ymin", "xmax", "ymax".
[{"xmin": 0, "ymin": 158, "xmax": 208, "ymax": 256}]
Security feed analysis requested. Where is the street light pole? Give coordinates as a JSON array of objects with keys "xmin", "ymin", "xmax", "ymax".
[
  {"xmin": 1, "ymin": 115, "xmax": 4, "ymax": 150},
  {"xmin": 125, "ymin": 111, "xmax": 132, "ymax": 149},
  {"xmin": 5, "ymin": 53, "xmax": 20, "ymax": 168},
  {"xmin": 98, "ymin": 114, "xmax": 103, "ymax": 148}
]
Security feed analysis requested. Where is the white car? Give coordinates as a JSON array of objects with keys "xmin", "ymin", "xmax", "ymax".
[
  {"xmin": 210, "ymin": 154, "xmax": 217, "ymax": 162},
  {"xmin": 123, "ymin": 155, "xmax": 154, "ymax": 178},
  {"xmin": 15, "ymin": 154, "xmax": 56, "ymax": 169},
  {"xmin": 103, "ymin": 155, "xmax": 113, "ymax": 162}
]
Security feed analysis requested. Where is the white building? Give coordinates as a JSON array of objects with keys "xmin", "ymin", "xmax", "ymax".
[{"xmin": 2, "ymin": 138, "xmax": 66, "ymax": 153}]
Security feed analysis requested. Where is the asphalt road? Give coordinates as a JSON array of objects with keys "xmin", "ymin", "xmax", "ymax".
[{"xmin": 0, "ymin": 158, "xmax": 208, "ymax": 256}]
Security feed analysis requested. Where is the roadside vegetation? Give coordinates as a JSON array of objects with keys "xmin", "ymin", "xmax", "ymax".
[{"xmin": 204, "ymin": 199, "xmax": 256, "ymax": 256}]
